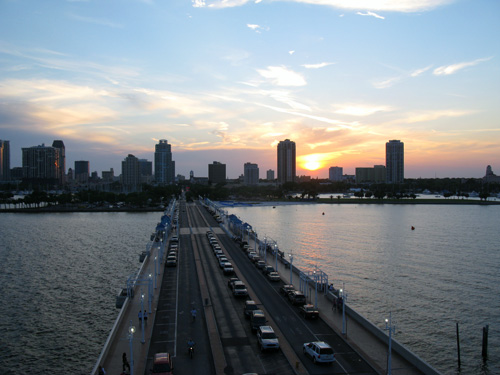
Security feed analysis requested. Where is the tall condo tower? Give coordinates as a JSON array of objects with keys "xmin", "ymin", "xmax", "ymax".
[
  {"xmin": 22, "ymin": 144, "xmax": 60, "ymax": 184},
  {"xmin": 386, "ymin": 140, "xmax": 404, "ymax": 184},
  {"xmin": 0, "ymin": 140, "xmax": 10, "ymax": 181},
  {"xmin": 277, "ymin": 139, "xmax": 296, "ymax": 184},
  {"xmin": 244, "ymin": 162, "xmax": 259, "ymax": 185},
  {"xmin": 52, "ymin": 140, "xmax": 65, "ymax": 185},
  {"xmin": 155, "ymin": 140, "xmax": 175, "ymax": 185},
  {"xmin": 122, "ymin": 154, "xmax": 140, "ymax": 192},
  {"xmin": 208, "ymin": 161, "xmax": 226, "ymax": 184}
]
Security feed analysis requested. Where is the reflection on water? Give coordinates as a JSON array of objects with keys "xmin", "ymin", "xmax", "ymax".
[{"xmin": 228, "ymin": 203, "xmax": 500, "ymax": 375}]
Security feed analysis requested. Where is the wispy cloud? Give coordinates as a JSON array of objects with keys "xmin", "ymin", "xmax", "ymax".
[
  {"xmin": 193, "ymin": 0, "xmax": 453, "ymax": 12},
  {"xmin": 68, "ymin": 13, "xmax": 123, "ymax": 28},
  {"xmin": 357, "ymin": 11, "xmax": 385, "ymax": 19},
  {"xmin": 257, "ymin": 66, "xmax": 307, "ymax": 87},
  {"xmin": 247, "ymin": 24, "xmax": 269, "ymax": 33},
  {"xmin": 335, "ymin": 104, "xmax": 392, "ymax": 116},
  {"xmin": 410, "ymin": 65, "xmax": 432, "ymax": 77},
  {"xmin": 433, "ymin": 57, "xmax": 492, "ymax": 76},
  {"xmin": 372, "ymin": 76, "xmax": 401, "ymax": 89},
  {"xmin": 301, "ymin": 62, "xmax": 334, "ymax": 69}
]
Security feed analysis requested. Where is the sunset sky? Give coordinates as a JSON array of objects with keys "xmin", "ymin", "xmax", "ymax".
[{"xmin": 1, "ymin": 0, "xmax": 499, "ymax": 179}]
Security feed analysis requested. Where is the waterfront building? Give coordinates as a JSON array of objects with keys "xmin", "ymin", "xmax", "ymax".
[
  {"xmin": 483, "ymin": 165, "xmax": 500, "ymax": 183},
  {"xmin": 244, "ymin": 162, "xmax": 259, "ymax": 185},
  {"xmin": 22, "ymin": 144, "xmax": 61, "ymax": 185},
  {"xmin": 209, "ymin": 161, "xmax": 226, "ymax": 184},
  {"xmin": 122, "ymin": 154, "xmax": 140, "ymax": 192},
  {"xmin": 139, "ymin": 159, "xmax": 153, "ymax": 184},
  {"xmin": 52, "ymin": 140, "xmax": 65, "ymax": 185},
  {"xmin": 154, "ymin": 140, "xmax": 175, "ymax": 185},
  {"xmin": 277, "ymin": 139, "xmax": 296, "ymax": 184},
  {"xmin": 102, "ymin": 168, "xmax": 114, "ymax": 182},
  {"xmin": 0, "ymin": 139, "xmax": 10, "ymax": 181},
  {"xmin": 329, "ymin": 166, "xmax": 343, "ymax": 182},
  {"xmin": 75, "ymin": 161, "xmax": 90, "ymax": 183},
  {"xmin": 266, "ymin": 169, "xmax": 274, "ymax": 181},
  {"xmin": 386, "ymin": 140, "xmax": 404, "ymax": 184},
  {"xmin": 355, "ymin": 165, "xmax": 386, "ymax": 184}
]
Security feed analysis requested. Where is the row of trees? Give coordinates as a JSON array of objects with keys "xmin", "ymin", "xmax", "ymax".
[{"xmin": 1, "ymin": 177, "xmax": 498, "ymax": 209}]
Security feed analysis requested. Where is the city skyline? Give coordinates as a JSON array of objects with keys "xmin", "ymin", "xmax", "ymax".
[{"xmin": 1, "ymin": 1, "xmax": 499, "ymax": 179}]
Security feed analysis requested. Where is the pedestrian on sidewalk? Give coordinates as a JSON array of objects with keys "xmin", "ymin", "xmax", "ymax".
[
  {"xmin": 191, "ymin": 307, "xmax": 197, "ymax": 321},
  {"xmin": 122, "ymin": 352, "xmax": 130, "ymax": 372},
  {"xmin": 98, "ymin": 365, "xmax": 106, "ymax": 375}
]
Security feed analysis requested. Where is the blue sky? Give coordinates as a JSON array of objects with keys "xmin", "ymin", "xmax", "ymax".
[{"xmin": 0, "ymin": 0, "xmax": 499, "ymax": 179}]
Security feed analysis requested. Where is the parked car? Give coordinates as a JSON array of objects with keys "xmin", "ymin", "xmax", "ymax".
[
  {"xmin": 279, "ymin": 284, "xmax": 295, "ymax": 296},
  {"xmin": 218, "ymin": 257, "xmax": 228, "ymax": 267},
  {"xmin": 303, "ymin": 341, "xmax": 335, "ymax": 364},
  {"xmin": 262, "ymin": 265, "xmax": 275, "ymax": 275},
  {"xmin": 223, "ymin": 263, "xmax": 234, "ymax": 275},
  {"xmin": 243, "ymin": 300, "xmax": 259, "ymax": 319},
  {"xmin": 266, "ymin": 271, "xmax": 280, "ymax": 282},
  {"xmin": 257, "ymin": 325, "xmax": 280, "ymax": 351},
  {"xmin": 151, "ymin": 352, "xmax": 174, "ymax": 374},
  {"xmin": 300, "ymin": 304, "xmax": 319, "ymax": 319},
  {"xmin": 170, "ymin": 236, "xmax": 178, "ymax": 243},
  {"xmin": 228, "ymin": 277, "xmax": 239, "ymax": 288},
  {"xmin": 232, "ymin": 281, "xmax": 249, "ymax": 297},
  {"xmin": 255, "ymin": 260, "xmax": 266, "ymax": 269},
  {"xmin": 289, "ymin": 291, "xmax": 307, "ymax": 305},
  {"xmin": 250, "ymin": 310, "xmax": 267, "ymax": 332},
  {"xmin": 166, "ymin": 255, "xmax": 177, "ymax": 267}
]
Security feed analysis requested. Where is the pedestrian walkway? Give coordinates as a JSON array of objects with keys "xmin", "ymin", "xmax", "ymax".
[{"xmin": 92, "ymin": 240, "xmax": 167, "ymax": 375}]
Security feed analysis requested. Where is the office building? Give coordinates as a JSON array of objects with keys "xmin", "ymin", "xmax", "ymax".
[
  {"xmin": 102, "ymin": 168, "xmax": 115, "ymax": 182},
  {"xmin": 122, "ymin": 154, "xmax": 140, "ymax": 192},
  {"xmin": 75, "ymin": 161, "xmax": 90, "ymax": 183},
  {"xmin": 22, "ymin": 144, "xmax": 61, "ymax": 184},
  {"xmin": 208, "ymin": 161, "xmax": 226, "ymax": 184},
  {"xmin": 266, "ymin": 169, "xmax": 274, "ymax": 181},
  {"xmin": 355, "ymin": 165, "xmax": 386, "ymax": 184},
  {"xmin": 0, "ymin": 140, "xmax": 10, "ymax": 181},
  {"xmin": 244, "ymin": 163, "xmax": 259, "ymax": 185},
  {"xmin": 277, "ymin": 139, "xmax": 296, "ymax": 184},
  {"xmin": 52, "ymin": 140, "xmax": 65, "ymax": 185},
  {"xmin": 155, "ymin": 140, "xmax": 175, "ymax": 185},
  {"xmin": 386, "ymin": 140, "xmax": 404, "ymax": 184},
  {"xmin": 329, "ymin": 166, "xmax": 343, "ymax": 182}
]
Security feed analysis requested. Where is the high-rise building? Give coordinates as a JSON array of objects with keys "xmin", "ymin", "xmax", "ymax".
[
  {"xmin": 52, "ymin": 140, "xmax": 65, "ymax": 185},
  {"xmin": 75, "ymin": 161, "xmax": 89, "ymax": 183},
  {"xmin": 244, "ymin": 163, "xmax": 259, "ymax": 185},
  {"xmin": 266, "ymin": 169, "xmax": 275, "ymax": 181},
  {"xmin": 329, "ymin": 166, "xmax": 343, "ymax": 182},
  {"xmin": 102, "ymin": 168, "xmax": 114, "ymax": 182},
  {"xmin": 22, "ymin": 144, "xmax": 60, "ymax": 184},
  {"xmin": 277, "ymin": 139, "xmax": 296, "ymax": 184},
  {"xmin": 154, "ymin": 140, "xmax": 175, "ymax": 185},
  {"xmin": 208, "ymin": 161, "xmax": 226, "ymax": 184},
  {"xmin": 122, "ymin": 154, "xmax": 140, "ymax": 192},
  {"xmin": 0, "ymin": 140, "xmax": 10, "ymax": 181},
  {"xmin": 386, "ymin": 140, "xmax": 404, "ymax": 184}
]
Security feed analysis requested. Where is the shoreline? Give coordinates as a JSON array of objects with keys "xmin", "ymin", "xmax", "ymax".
[{"xmin": 1, "ymin": 198, "xmax": 499, "ymax": 213}]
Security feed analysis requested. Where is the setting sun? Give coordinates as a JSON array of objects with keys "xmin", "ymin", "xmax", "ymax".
[
  {"xmin": 304, "ymin": 161, "xmax": 321, "ymax": 170},
  {"xmin": 299, "ymin": 154, "xmax": 327, "ymax": 171}
]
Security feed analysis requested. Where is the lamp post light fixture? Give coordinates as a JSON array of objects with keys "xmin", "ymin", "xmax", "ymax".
[
  {"xmin": 340, "ymin": 282, "xmax": 348, "ymax": 335},
  {"xmin": 313, "ymin": 270, "xmax": 318, "ymax": 308},
  {"xmin": 385, "ymin": 312, "xmax": 396, "ymax": 375},
  {"xmin": 140, "ymin": 292, "xmax": 145, "ymax": 344},
  {"xmin": 128, "ymin": 321, "xmax": 136, "ymax": 375},
  {"xmin": 274, "ymin": 244, "xmax": 278, "ymax": 271},
  {"xmin": 148, "ymin": 274, "xmax": 153, "ymax": 313},
  {"xmin": 289, "ymin": 253, "xmax": 294, "ymax": 284}
]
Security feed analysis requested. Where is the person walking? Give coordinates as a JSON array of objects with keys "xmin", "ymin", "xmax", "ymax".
[
  {"xmin": 191, "ymin": 307, "xmax": 197, "ymax": 321},
  {"xmin": 122, "ymin": 352, "xmax": 130, "ymax": 373}
]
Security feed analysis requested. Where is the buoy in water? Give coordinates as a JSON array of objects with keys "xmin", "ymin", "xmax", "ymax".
[
  {"xmin": 322, "ymin": 212, "xmax": 325, "ymax": 215},
  {"xmin": 411, "ymin": 226, "xmax": 415, "ymax": 230}
]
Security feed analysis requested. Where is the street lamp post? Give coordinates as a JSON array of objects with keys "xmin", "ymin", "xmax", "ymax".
[
  {"xmin": 148, "ymin": 274, "xmax": 153, "ymax": 313},
  {"xmin": 313, "ymin": 271, "xmax": 318, "ymax": 308},
  {"xmin": 274, "ymin": 244, "xmax": 278, "ymax": 271},
  {"xmin": 128, "ymin": 321, "xmax": 136, "ymax": 375},
  {"xmin": 289, "ymin": 253, "xmax": 293, "ymax": 284},
  {"xmin": 154, "ymin": 257, "xmax": 158, "ymax": 289},
  {"xmin": 140, "ymin": 292, "xmax": 145, "ymax": 344},
  {"xmin": 264, "ymin": 237, "xmax": 267, "ymax": 262},
  {"xmin": 340, "ymin": 282, "xmax": 348, "ymax": 335},
  {"xmin": 385, "ymin": 312, "xmax": 395, "ymax": 375}
]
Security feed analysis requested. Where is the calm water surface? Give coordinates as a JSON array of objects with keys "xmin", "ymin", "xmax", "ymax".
[
  {"xmin": 0, "ymin": 212, "xmax": 159, "ymax": 375},
  {"xmin": 227, "ymin": 203, "xmax": 500, "ymax": 375}
]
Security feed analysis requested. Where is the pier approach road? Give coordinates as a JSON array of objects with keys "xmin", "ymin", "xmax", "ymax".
[{"xmin": 145, "ymin": 199, "xmax": 378, "ymax": 375}]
